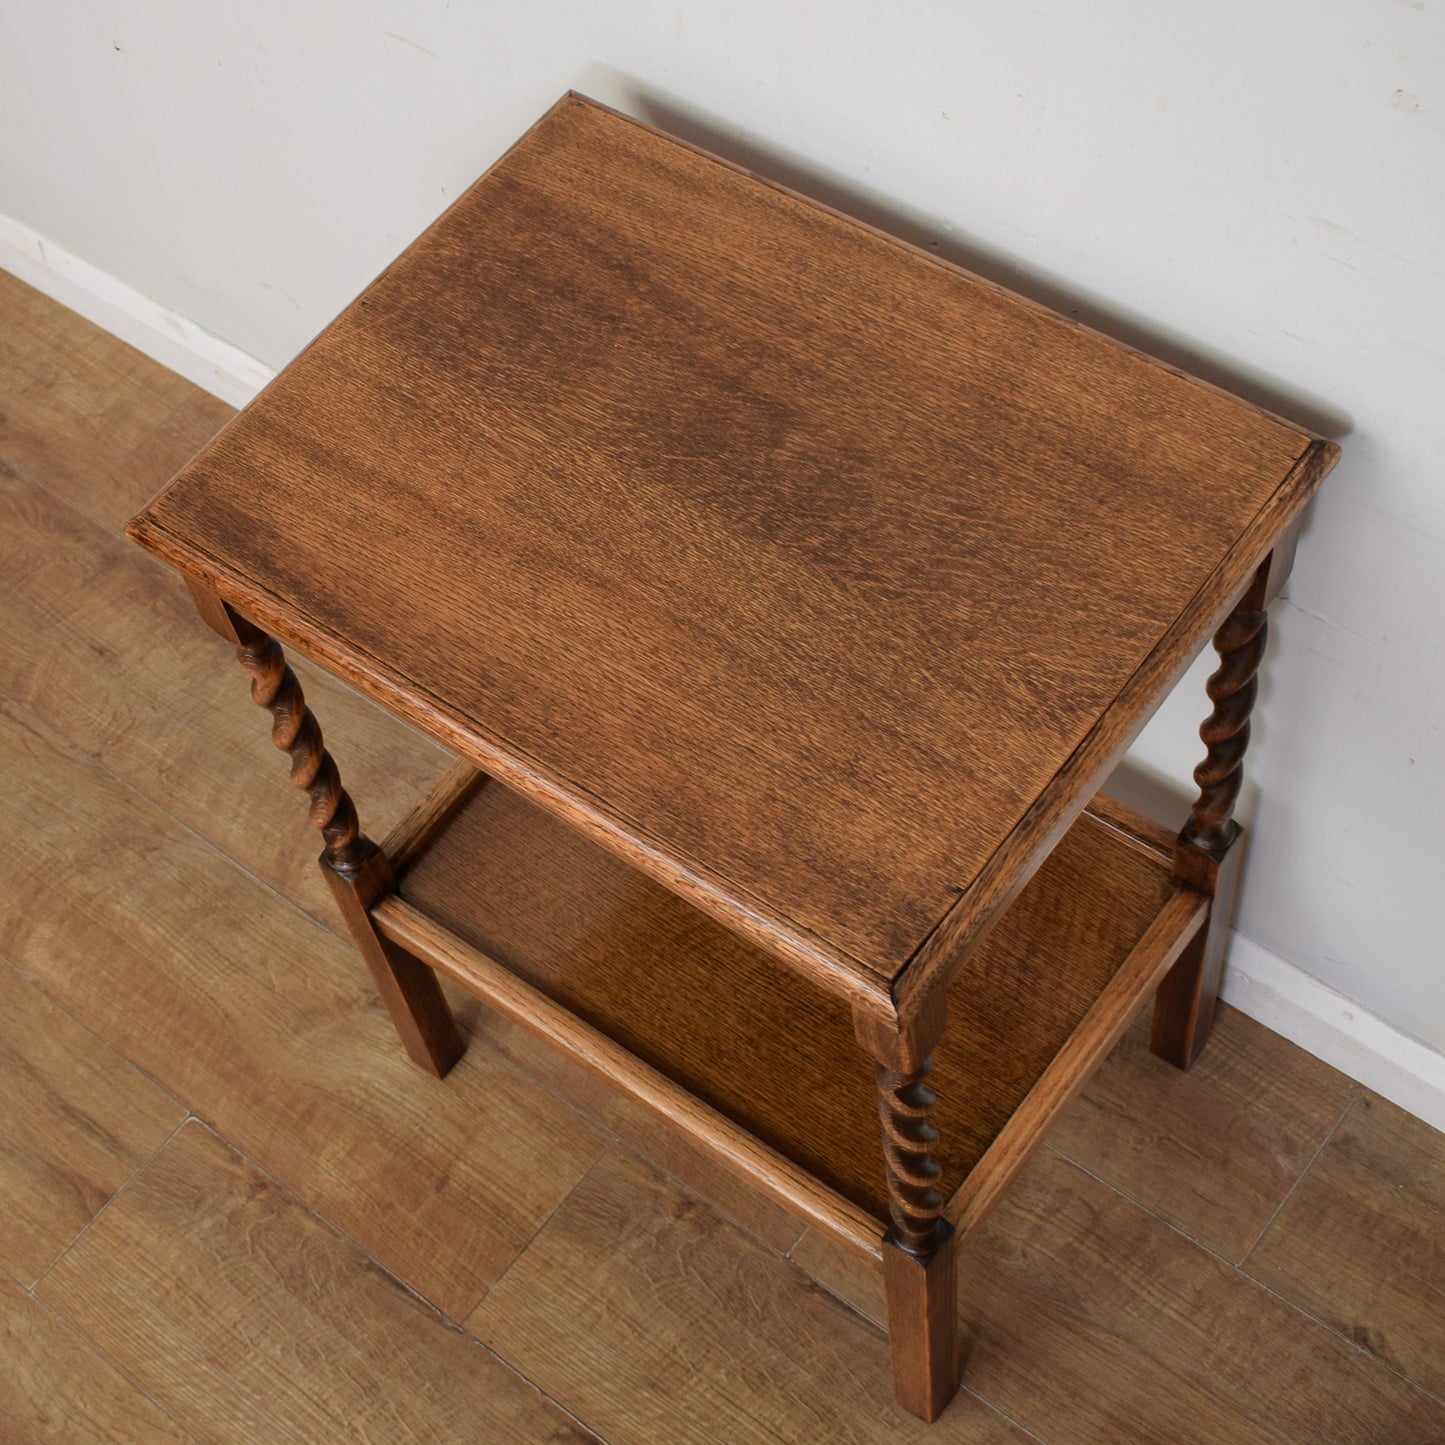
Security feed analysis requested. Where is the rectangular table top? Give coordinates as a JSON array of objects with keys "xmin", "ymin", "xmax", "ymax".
[{"xmin": 129, "ymin": 93, "xmax": 1334, "ymax": 1008}]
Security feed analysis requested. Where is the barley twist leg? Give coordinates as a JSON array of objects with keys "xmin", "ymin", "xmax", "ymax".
[
  {"xmin": 877, "ymin": 1058, "xmax": 947, "ymax": 1256},
  {"xmin": 874, "ymin": 1053, "xmax": 958, "ymax": 1420},
  {"xmin": 233, "ymin": 626, "xmax": 373, "ymax": 876},
  {"xmin": 1152, "ymin": 559, "xmax": 1273, "ymax": 1069},
  {"xmin": 187, "ymin": 581, "xmax": 463, "ymax": 1077},
  {"xmin": 1182, "ymin": 597, "xmax": 1267, "ymax": 854}
]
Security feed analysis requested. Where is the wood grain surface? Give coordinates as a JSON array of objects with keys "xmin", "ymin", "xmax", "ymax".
[
  {"xmin": 38, "ymin": 1122, "xmax": 592, "ymax": 1444},
  {"xmin": 0, "ymin": 695, "xmax": 606, "ymax": 1321},
  {"xmin": 5, "ymin": 281, "xmax": 1439, "ymax": 1442},
  {"xmin": 460, "ymin": 999, "xmax": 809, "ymax": 1253},
  {"xmin": 0, "ymin": 1275, "xmax": 189, "ymax": 1443},
  {"xmin": 0, "ymin": 270, "xmax": 194, "ymax": 513},
  {"xmin": 374, "ymin": 892, "xmax": 885, "ymax": 1257},
  {"xmin": 0, "ymin": 962, "xmax": 183, "ymax": 1286},
  {"xmin": 397, "ymin": 777, "xmax": 1176, "ymax": 1221},
  {"xmin": 128, "ymin": 93, "xmax": 1335, "ymax": 1001},
  {"xmin": 1051, "ymin": 1003, "xmax": 1360, "ymax": 1260},
  {"xmin": 470, "ymin": 1146, "xmax": 1029, "ymax": 1444},
  {"xmin": 1245, "ymin": 1093, "xmax": 1445, "ymax": 1397},
  {"xmin": 0, "ymin": 467, "xmax": 447, "ymax": 931},
  {"xmin": 957, "ymin": 1148, "xmax": 1444, "ymax": 1444}
]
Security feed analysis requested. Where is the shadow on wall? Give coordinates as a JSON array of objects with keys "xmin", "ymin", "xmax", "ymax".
[{"xmin": 573, "ymin": 64, "xmax": 1351, "ymax": 445}]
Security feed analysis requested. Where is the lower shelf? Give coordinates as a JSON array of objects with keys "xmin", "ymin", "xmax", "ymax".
[{"xmin": 378, "ymin": 774, "xmax": 1204, "ymax": 1253}]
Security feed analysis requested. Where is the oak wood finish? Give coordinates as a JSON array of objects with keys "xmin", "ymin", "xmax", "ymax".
[
  {"xmin": 0, "ymin": 270, "xmax": 195, "ymax": 516},
  {"xmin": 0, "ymin": 1276, "xmax": 190, "ymax": 1443},
  {"xmin": 373, "ymin": 891, "xmax": 884, "ymax": 1257},
  {"xmin": 875, "ymin": 1052, "xmax": 959, "ymax": 1419},
  {"xmin": 381, "ymin": 757, "xmax": 488, "ymax": 875},
  {"xmin": 470, "ymin": 1146, "xmax": 1029, "ymax": 1444},
  {"xmin": 877, "ymin": 1057, "xmax": 948, "ymax": 1258},
  {"xmin": 1245, "ymin": 1093, "xmax": 1445, "ymax": 1398},
  {"xmin": 225, "ymin": 606, "xmax": 373, "ymax": 877},
  {"xmin": 117, "ymin": 95, "xmax": 1337, "ymax": 1421},
  {"xmin": 24, "ymin": 272, "xmax": 1444, "ymax": 1443},
  {"xmin": 126, "ymin": 93, "xmax": 1338, "ymax": 1026},
  {"xmin": 389, "ymin": 779, "xmax": 1184, "ymax": 1226},
  {"xmin": 883, "ymin": 1230, "xmax": 960, "ymax": 1423},
  {"xmin": 947, "ymin": 885, "xmax": 1205, "ymax": 1238},
  {"xmin": 0, "ymin": 466, "xmax": 447, "ymax": 934},
  {"xmin": 960, "ymin": 1148, "xmax": 1444, "ymax": 1445},
  {"xmin": 38, "ymin": 1122, "xmax": 593, "ymax": 1443},
  {"xmin": 321, "ymin": 850, "xmax": 465, "ymax": 1078},
  {"xmin": 188, "ymin": 581, "xmax": 466, "ymax": 1074},
  {"xmin": 1152, "ymin": 556, "xmax": 1274, "ymax": 1069},
  {"xmin": 465, "ymin": 1002, "xmax": 810, "ymax": 1252},
  {"xmin": 1049, "ymin": 1004, "xmax": 1360, "ymax": 1262}
]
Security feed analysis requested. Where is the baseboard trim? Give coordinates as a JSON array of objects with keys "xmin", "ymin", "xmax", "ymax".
[
  {"xmin": 1223, "ymin": 932, "xmax": 1445, "ymax": 1133},
  {"xmin": 0, "ymin": 209, "xmax": 273, "ymax": 407},
  {"xmin": 6, "ymin": 206, "xmax": 1444, "ymax": 1134}
]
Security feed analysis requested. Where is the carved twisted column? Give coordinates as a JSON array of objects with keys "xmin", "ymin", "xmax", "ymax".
[
  {"xmin": 867, "ymin": 1028, "xmax": 958, "ymax": 1422},
  {"xmin": 1152, "ymin": 556, "xmax": 1275, "ymax": 1070},
  {"xmin": 1181, "ymin": 594, "xmax": 1267, "ymax": 856},
  {"xmin": 186, "ymin": 580, "xmax": 463, "ymax": 1077},
  {"xmin": 876, "ymin": 1057, "xmax": 947, "ymax": 1256},
  {"xmin": 233, "ymin": 624, "xmax": 375, "ymax": 876}
]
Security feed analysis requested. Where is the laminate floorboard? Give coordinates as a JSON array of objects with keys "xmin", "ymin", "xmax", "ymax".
[
  {"xmin": 0, "ymin": 1274, "xmax": 191, "ymax": 1442},
  {"xmin": 953, "ymin": 1149, "xmax": 1444, "ymax": 1444},
  {"xmin": 1046, "ymin": 1004, "xmax": 1361, "ymax": 1261},
  {"xmin": 0, "ymin": 960, "xmax": 183, "ymax": 1286},
  {"xmin": 0, "ymin": 695, "xmax": 607, "ymax": 1322},
  {"xmin": 1246, "ymin": 1092, "xmax": 1445, "ymax": 1400},
  {"xmin": 39, "ymin": 1122, "xmax": 593, "ymax": 1444},
  {"xmin": 0, "ymin": 464, "xmax": 448, "ymax": 932},
  {"xmin": 3, "ymin": 273, "xmax": 1443, "ymax": 1442},
  {"xmin": 470, "ymin": 1145, "xmax": 1030, "ymax": 1444}
]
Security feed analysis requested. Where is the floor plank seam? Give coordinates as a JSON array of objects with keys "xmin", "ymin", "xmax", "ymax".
[
  {"xmin": 0, "ymin": 951, "xmax": 191, "ymax": 1136},
  {"xmin": 0, "ymin": 672, "xmax": 359, "ymax": 947},
  {"xmin": 24, "ymin": 1283, "xmax": 202, "ymax": 1442},
  {"xmin": 1235, "ymin": 1263, "xmax": 1445, "ymax": 1411},
  {"xmin": 179, "ymin": 1117, "xmax": 495, "ymax": 1334},
  {"xmin": 961, "ymin": 1385, "xmax": 1054, "ymax": 1444},
  {"xmin": 1239, "ymin": 1084, "xmax": 1363, "ymax": 1264},
  {"xmin": 465, "ymin": 1137, "xmax": 627, "ymax": 1323},
  {"xmin": 1047, "ymin": 1127, "xmax": 1445, "ymax": 1407},
  {"xmin": 71, "ymin": 1111, "xmax": 617, "ymax": 1442},
  {"xmin": 1039, "ymin": 1140, "xmax": 1245, "ymax": 1272},
  {"xmin": 460, "ymin": 1331, "xmax": 614, "ymax": 1445},
  {"xmin": 30, "ymin": 1113, "xmax": 192, "ymax": 1295}
]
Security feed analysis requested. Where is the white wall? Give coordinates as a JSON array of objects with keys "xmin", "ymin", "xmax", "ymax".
[{"xmin": 3, "ymin": 2, "xmax": 1442, "ymax": 1055}]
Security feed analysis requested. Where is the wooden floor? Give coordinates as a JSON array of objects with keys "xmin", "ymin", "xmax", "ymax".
[{"xmin": 1, "ymin": 268, "xmax": 1441, "ymax": 1443}]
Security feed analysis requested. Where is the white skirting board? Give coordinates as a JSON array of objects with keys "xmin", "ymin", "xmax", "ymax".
[
  {"xmin": 0, "ymin": 210, "xmax": 274, "ymax": 408},
  {"xmin": 4, "ymin": 207, "xmax": 1444, "ymax": 1135},
  {"xmin": 1222, "ymin": 933, "xmax": 1445, "ymax": 1133}
]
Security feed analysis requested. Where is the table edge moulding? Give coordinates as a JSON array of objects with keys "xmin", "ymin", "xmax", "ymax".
[{"xmin": 126, "ymin": 91, "xmax": 1340, "ymax": 1423}]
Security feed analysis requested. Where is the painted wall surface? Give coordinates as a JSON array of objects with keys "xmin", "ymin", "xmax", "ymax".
[{"xmin": 2, "ymin": 2, "xmax": 1442, "ymax": 1050}]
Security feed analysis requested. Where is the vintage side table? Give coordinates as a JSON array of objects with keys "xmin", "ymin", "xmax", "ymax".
[{"xmin": 127, "ymin": 93, "xmax": 1337, "ymax": 1421}]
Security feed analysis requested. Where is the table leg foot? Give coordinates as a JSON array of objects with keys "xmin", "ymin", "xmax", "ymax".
[
  {"xmin": 884, "ymin": 1225, "xmax": 959, "ymax": 1421},
  {"xmin": 323, "ymin": 852, "xmax": 466, "ymax": 1078},
  {"xmin": 1150, "ymin": 832, "xmax": 1243, "ymax": 1069},
  {"xmin": 876, "ymin": 1054, "xmax": 960, "ymax": 1419}
]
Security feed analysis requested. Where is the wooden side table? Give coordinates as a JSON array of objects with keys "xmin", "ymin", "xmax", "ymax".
[{"xmin": 127, "ymin": 94, "xmax": 1337, "ymax": 1421}]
